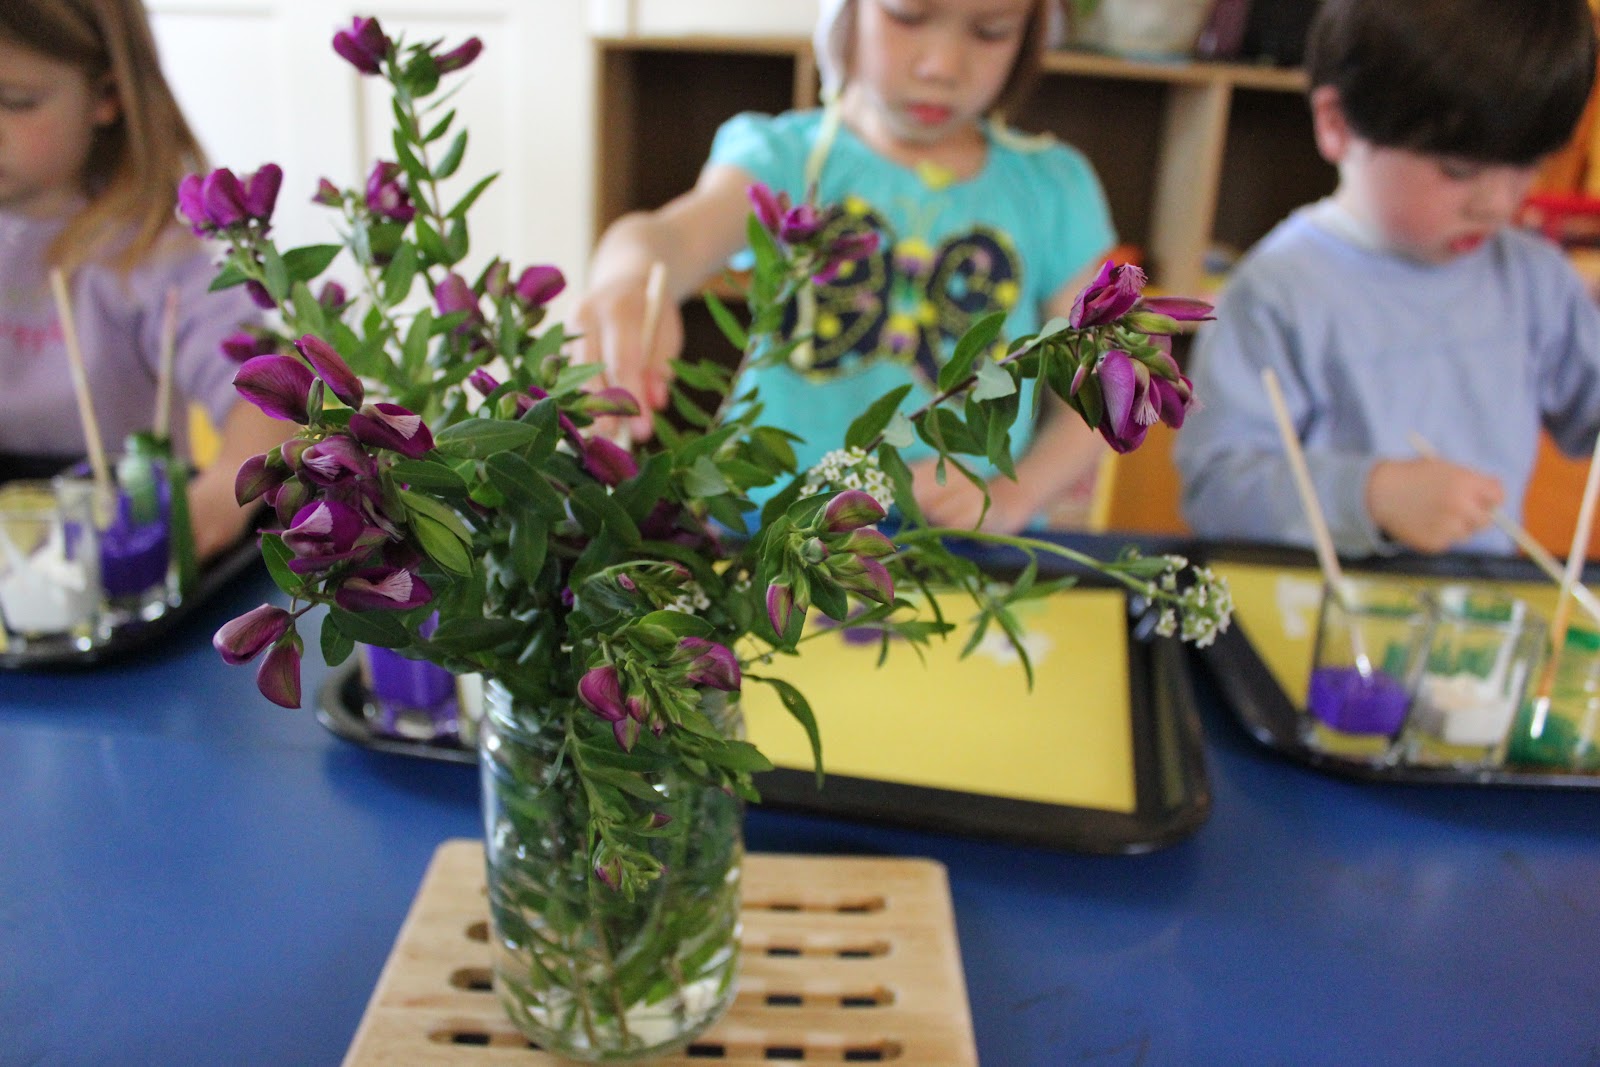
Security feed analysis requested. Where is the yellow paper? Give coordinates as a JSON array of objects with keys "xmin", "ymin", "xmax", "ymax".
[
  {"xmin": 742, "ymin": 588, "xmax": 1137, "ymax": 813},
  {"xmin": 1216, "ymin": 561, "xmax": 1559, "ymax": 704}
]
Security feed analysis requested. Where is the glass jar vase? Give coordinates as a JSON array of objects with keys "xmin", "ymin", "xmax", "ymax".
[{"xmin": 478, "ymin": 681, "xmax": 743, "ymax": 1060}]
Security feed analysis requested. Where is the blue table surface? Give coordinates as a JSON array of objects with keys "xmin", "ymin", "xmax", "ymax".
[{"xmin": 3, "ymin": 565, "xmax": 1598, "ymax": 1067}]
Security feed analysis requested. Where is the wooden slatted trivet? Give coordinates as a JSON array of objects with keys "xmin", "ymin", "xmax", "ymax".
[{"xmin": 342, "ymin": 840, "xmax": 978, "ymax": 1066}]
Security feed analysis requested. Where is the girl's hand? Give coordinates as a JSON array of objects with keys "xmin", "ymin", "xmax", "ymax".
[
  {"xmin": 1366, "ymin": 457, "xmax": 1504, "ymax": 553},
  {"xmin": 909, "ymin": 458, "xmax": 1036, "ymax": 534},
  {"xmin": 572, "ymin": 272, "xmax": 683, "ymax": 442},
  {"xmin": 186, "ymin": 463, "xmax": 258, "ymax": 561}
]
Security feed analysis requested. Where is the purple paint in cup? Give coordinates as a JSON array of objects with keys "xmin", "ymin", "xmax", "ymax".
[{"xmin": 1307, "ymin": 665, "xmax": 1412, "ymax": 735}]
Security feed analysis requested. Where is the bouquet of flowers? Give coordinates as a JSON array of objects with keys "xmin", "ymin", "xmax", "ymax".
[{"xmin": 195, "ymin": 18, "xmax": 1230, "ymax": 1057}]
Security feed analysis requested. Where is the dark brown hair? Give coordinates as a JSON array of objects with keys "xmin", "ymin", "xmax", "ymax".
[
  {"xmin": 1306, "ymin": 0, "xmax": 1598, "ymax": 165},
  {"xmin": 0, "ymin": 0, "xmax": 208, "ymax": 272}
]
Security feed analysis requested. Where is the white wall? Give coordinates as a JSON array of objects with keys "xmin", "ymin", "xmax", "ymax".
[{"xmin": 147, "ymin": 0, "xmax": 597, "ymax": 320}]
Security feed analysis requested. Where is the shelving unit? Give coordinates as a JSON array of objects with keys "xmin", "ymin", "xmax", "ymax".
[{"xmin": 591, "ymin": 35, "xmax": 1333, "ymax": 295}]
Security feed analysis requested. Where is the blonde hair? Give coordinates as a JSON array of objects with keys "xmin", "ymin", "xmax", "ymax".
[
  {"xmin": 820, "ymin": 0, "xmax": 1053, "ymax": 119},
  {"xmin": 0, "ymin": 0, "xmax": 208, "ymax": 273}
]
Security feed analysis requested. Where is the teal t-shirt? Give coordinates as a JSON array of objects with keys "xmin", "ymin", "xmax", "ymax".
[{"xmin": 706, "ymin": 109, "xmax": 1115, "ymax": 482}]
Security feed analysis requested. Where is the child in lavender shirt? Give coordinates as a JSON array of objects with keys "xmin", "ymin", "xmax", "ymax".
[
  {"xmin": 1176, "ymin": 0, "xmax": 1600, "ymax": 556},
  {"xmin": 0, "ymin": 0, "xmax": 285, "ymax": 559}
]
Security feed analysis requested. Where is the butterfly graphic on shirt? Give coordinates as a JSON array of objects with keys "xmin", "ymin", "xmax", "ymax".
[{"xmin": 782, "ymin": 202, "xmax": 1023, "ymax": 384}]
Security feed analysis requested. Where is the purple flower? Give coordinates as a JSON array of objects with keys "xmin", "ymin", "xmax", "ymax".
[
  {"xmin": 435, "ymin": 36, "xmax": 483, "ymax": 74},
  {"xmin": 514, "ymin": 264, "xmax": 566, "ymax": 307},
  {"xmin": 243, "ymin": 164, "xmax": 282, "ymax": 223},
  {"xmin": 256, "ymin": 639, "xmax": 303, "ymax": 708},
  {"xmin": 1145, "ymin": 350, "xmax": 1194, "ymax": 430},
  {"xmin": 747, "ymin": 183, "xmax": 787, "ymax": 233},
  {"xmin": 334, "ymin": 566, "xmax": 433, "ymax": 611},
  {"xmin": 234, "ymin": 451, "xmax": 288, "ymax": 505},
  {"xmin": 1092, "ymin": 349, "xmax": 1150, "ymax": 454},
  {"xmin": 200, "ymin": 168, "xmax": 248, "ymax": 228},
  {"xmin": 317, "ymin": 280, "xmax": 348, "ymax": 311},
  {"xmin": 219, "ymin": 330, "xmax": 275, "ymax": 364},
  {"xmin": 1069, "ymin": 261, "xmax": 1146, "ymax": 329},
  {"xmin": 679, "ymin": 637, "xmax": 741, "ymax": 691},
  {"xmin": 467, "ymin": 368, "xmax": 501, "ymax": 397},
  {"xmin": 814, "ymin": 230, "xmax": 880, "ymax": 284},
  {"xmin": 348, "ymin": 403, "xmax": 435, "ymax": 458},
  {"xmin": 847, "ymin": 556, "xmax": 895, "ymax": 605},
  {"xmin": 582, "ymin": 436, "xmax": 638, "ymax": 486},
  {"xmin": 779, "ymin": 203, "xmax": 822, "ymax": 244},
  {"xmin": 333, "ymin": 16, "xmax": 389, "ymax": 75},
  {"xmin": 244, "ymin": 280, "xmax": 276, "ymax": 310},
  {"xmin": 434, "ymin": 272, "xmax": 480, "ymax": 324},
  {"xmin": 822, "ymin": 490, "xmax": 885, "ymax": 533},
  {"xmin": 578, "ymin": 665, "xmax": 627, "ymax": 722},
  {"xmin": 295, "ymin": 334, "xmax": 364, "ymax": 409},
  {"xmin": 838, "ymin": 528, "xmax": 896, "ymax": 558},
  {"xmin": 281, "ymin": 499, "xmax": 382, "ymax": 573},
  {"xmin": 176, "ymin": 174, "xmax": 210, "ymax": 235},
  {"xmin": 213, "ymin": 604, "xmax": 293, "ymax": 665},
  {"xmin": 298, "ymin": 435, "xmax": 376, "ymax": 487},
  {"xmin": 365, "ymin": 161, "xmax": 415, "ymax": 223},
  {"xmin": 266, "ymin": 477, "xmax": 310, "ymax": 528},
  {"xmin": 234, "ymin": 354, "xmax": 316, "ymax": 423}
]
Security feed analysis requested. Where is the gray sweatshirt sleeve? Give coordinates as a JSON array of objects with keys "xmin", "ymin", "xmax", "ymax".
[{"xmin": 1174, "ymin": 272, "xmax": 1390, "ymax": 556}]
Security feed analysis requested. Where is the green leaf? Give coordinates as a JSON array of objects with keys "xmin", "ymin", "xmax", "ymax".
[
  {"xmin": 877, "ymin": 445, "xmax": 925, "ymax": 527},
  {"xmin": 507, "ymin": 515, "xmax": 549, "ymax": 583},
  {"xmin": 380, "ymin": 242, "xmax": 419, "ymax": 304},
  {"xmin": 882, "ymin": 412, "xmax": 915, "ymax": 448},
  {"xmin": 572, "ymin": 483, "xmax": 642, "ymax": 546},
  {"xmin": 937, "ymin": 310, "xmax": 1006, "ymax": 393},
  {"xmin": 421, "ymin": 108, "xmax": 456, "ymax": 144},
  {"xmin": 258, "ymin": 533, "xmax": 300, "ymax": 596},
  {"xmin": 207, "ymin": 262, "xmax": 247, "ymax": 292},
  {"xmin": 386, "ymin": 458, "xmax": 468, "ymax": 492},
  {"xmin": 428, "ymin": 617, "xmax": 524, "ymax": 653},
  {"xmin": 702, "ymin": 289, "xmax": 748, "ymax": 351},
  {"xmin": 448, "ymin": 172, "xmax": 498, "ymax": 219},
  {"xmin": 434, "ymin": 418, "xmax": 543, "ymax": 458},
  {"xmin": 320, "ymin": 616, "xmax": 356, "ymax": 668},
  {"xmin": 411, "ymin": 511, "xmax": 474, "ymax": 575},
  {"xmin": 434, "ymin": 130, "xmax": 468, "ymax": 179},
  {"xmin": 697, "ymin": 738, "xmax": 775, "ymax": 774},
  {"xmin": 484, "ymin": 452, "xmax": 565, "ymax": 515},
  {"xmin": 328, "ymin": 607, "xmax": 410, "ymax": 648},
  {"xmin": 971, "ymin": 359, "xmax": 1017, "ymax": 402},
  {"xmin": 260, "ymin": 243, "xmax": 290, "ymax": 302},
  {"xmin": 684, "ymin": 456, "xmax": 729, "ymax": 498},
  {"xmin": 398, "ymin": 488, "xmax": 473, "ymax": 543},
  {"xmin": 845, "ymin": 384, "xmax": 913, "ymax": 451},
  {"xmin": 414, "ymin": 218, "xmax": 449, "ymax": 263},
  {"xmin": 750, "ymin": 675, "xmax": 824, "ymax": 787},
  {"xmin": 282, "ymin": 244, "xmax": 342, "ymax": 283}
]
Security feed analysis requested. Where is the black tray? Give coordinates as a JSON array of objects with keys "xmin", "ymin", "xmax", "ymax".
[
  {"xmin": 1192, "ymin": 541, "xmax": 1600, "ymax": 788},
  {"xmin": 316, "ymin": 561, "xmax": 1213, "ymax": 855},
  {"xmin": 0, "ymin": 536, "xmax": 263, "ymax": 670}
]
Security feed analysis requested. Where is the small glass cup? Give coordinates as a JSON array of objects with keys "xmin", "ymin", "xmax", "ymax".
[
  {"xmin": 360, "ymin": 644, "xmax": 462, "ymax": 743},
  {"xmin": 90, "ymin": 453, "xmax": 179, "ymax": 626},
  {"xmin": 1302, "ymin": 577, "xmax": 1433, "ymax": 763},
  {"xmin": 1403, "ymin": 585, "xmax": 1545, "ymax": 769},
  {"xmin": 1506, "ymin": 625, "xmax": 1600, "ymax": 772},
  {"xmin": 0, "ymin": 478, "xmax": 103, "ymax": 653}
]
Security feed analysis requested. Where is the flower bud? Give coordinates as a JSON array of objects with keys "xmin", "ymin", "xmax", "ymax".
[
  {"xmin": 613, "ymin": 716, "xmax": 641, "ymax": 751},
  {"xmin": 213, "ymin": 604, "xmax": 292, "ymax": 665},
  {"xmin": 468, "ymin": 368, "xmax": 501, "ymax": 396},
  {"xmin": 312, "ymin": 178, "xmax": 343, "ymax": 206},
  {"xmin": 1069, "ymin": 260, "xmax": 1145, "ymax": 329},
  {"xmin": 435, "ymin": 36, "xmax": 483, "ymax": 74},
  {"xmin": 840, "ymin": 556, "xmax": 895, "ymax": 605},
  {"xmin": 234, "ymin": 354, "xmax": 316, "ymax": 423},
  {"xmin": 295, "ymin": 334, "xmax": 364, "ymax": 409},
  {"xmin": 1139, "ymin": 296, "xmax": 1214, "ymax": 323},
  {"xmin": 244, "ymin": 280, "xmax": 276, "ymax": 310},
  {"xmin": 822, "ymin": 489, "xmax": 886, "ymax": 533},
  {"xmin": 837, "ymin": 528, "xmax": 896, "ymax": 559},
  {"xmin": 582, "ymin": 436, "xmax": 638, "ymax": 487},
  {"xmin": 747, "ymin": 183, "xmax": 787, "ymax": 234},
  {"xmin": 434, "ymin": 272, "xmax": 480, "ymax": 322},
  {"xmin": 176, "ymin": 174, "xmax": 211, "ymax": 235},
  {"xmin": 332, "ymin": 16, "xmax": 389, "ymax": 75},
  {"xmin": 317, "ymin": 280, "xmax": 348, "ymax": 311},
  {"xmin": 219, "ymin": 329, "xmax": 275, "ymax": 364},
  {"xmin": 679, "ymin": 637, "xmax": 741, "ymax": 692},
  {"xmin": 514, "ymin": 264, "xmax": 566, "ymax": 308},
  {"xmin": 575, "ymin": 387, "xmax": 640, "ymax": 417},
  {"xmin": 256, "ymin": 638, "xmax": 303, "ymax": 708},
  {"xmin": 767, "ymin": 581, "xmax": 804, "ymax": 635},
  {"xmin": 800, "ymin": 536, "xmax": 829, "ymax": 564},
  {"xmin": 578, "ymin": 665, "xmax": 627, "ymax": 722},
  {"xmin": 234, "ymin": 451, "xmax": 287, "ymax": 506}
]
